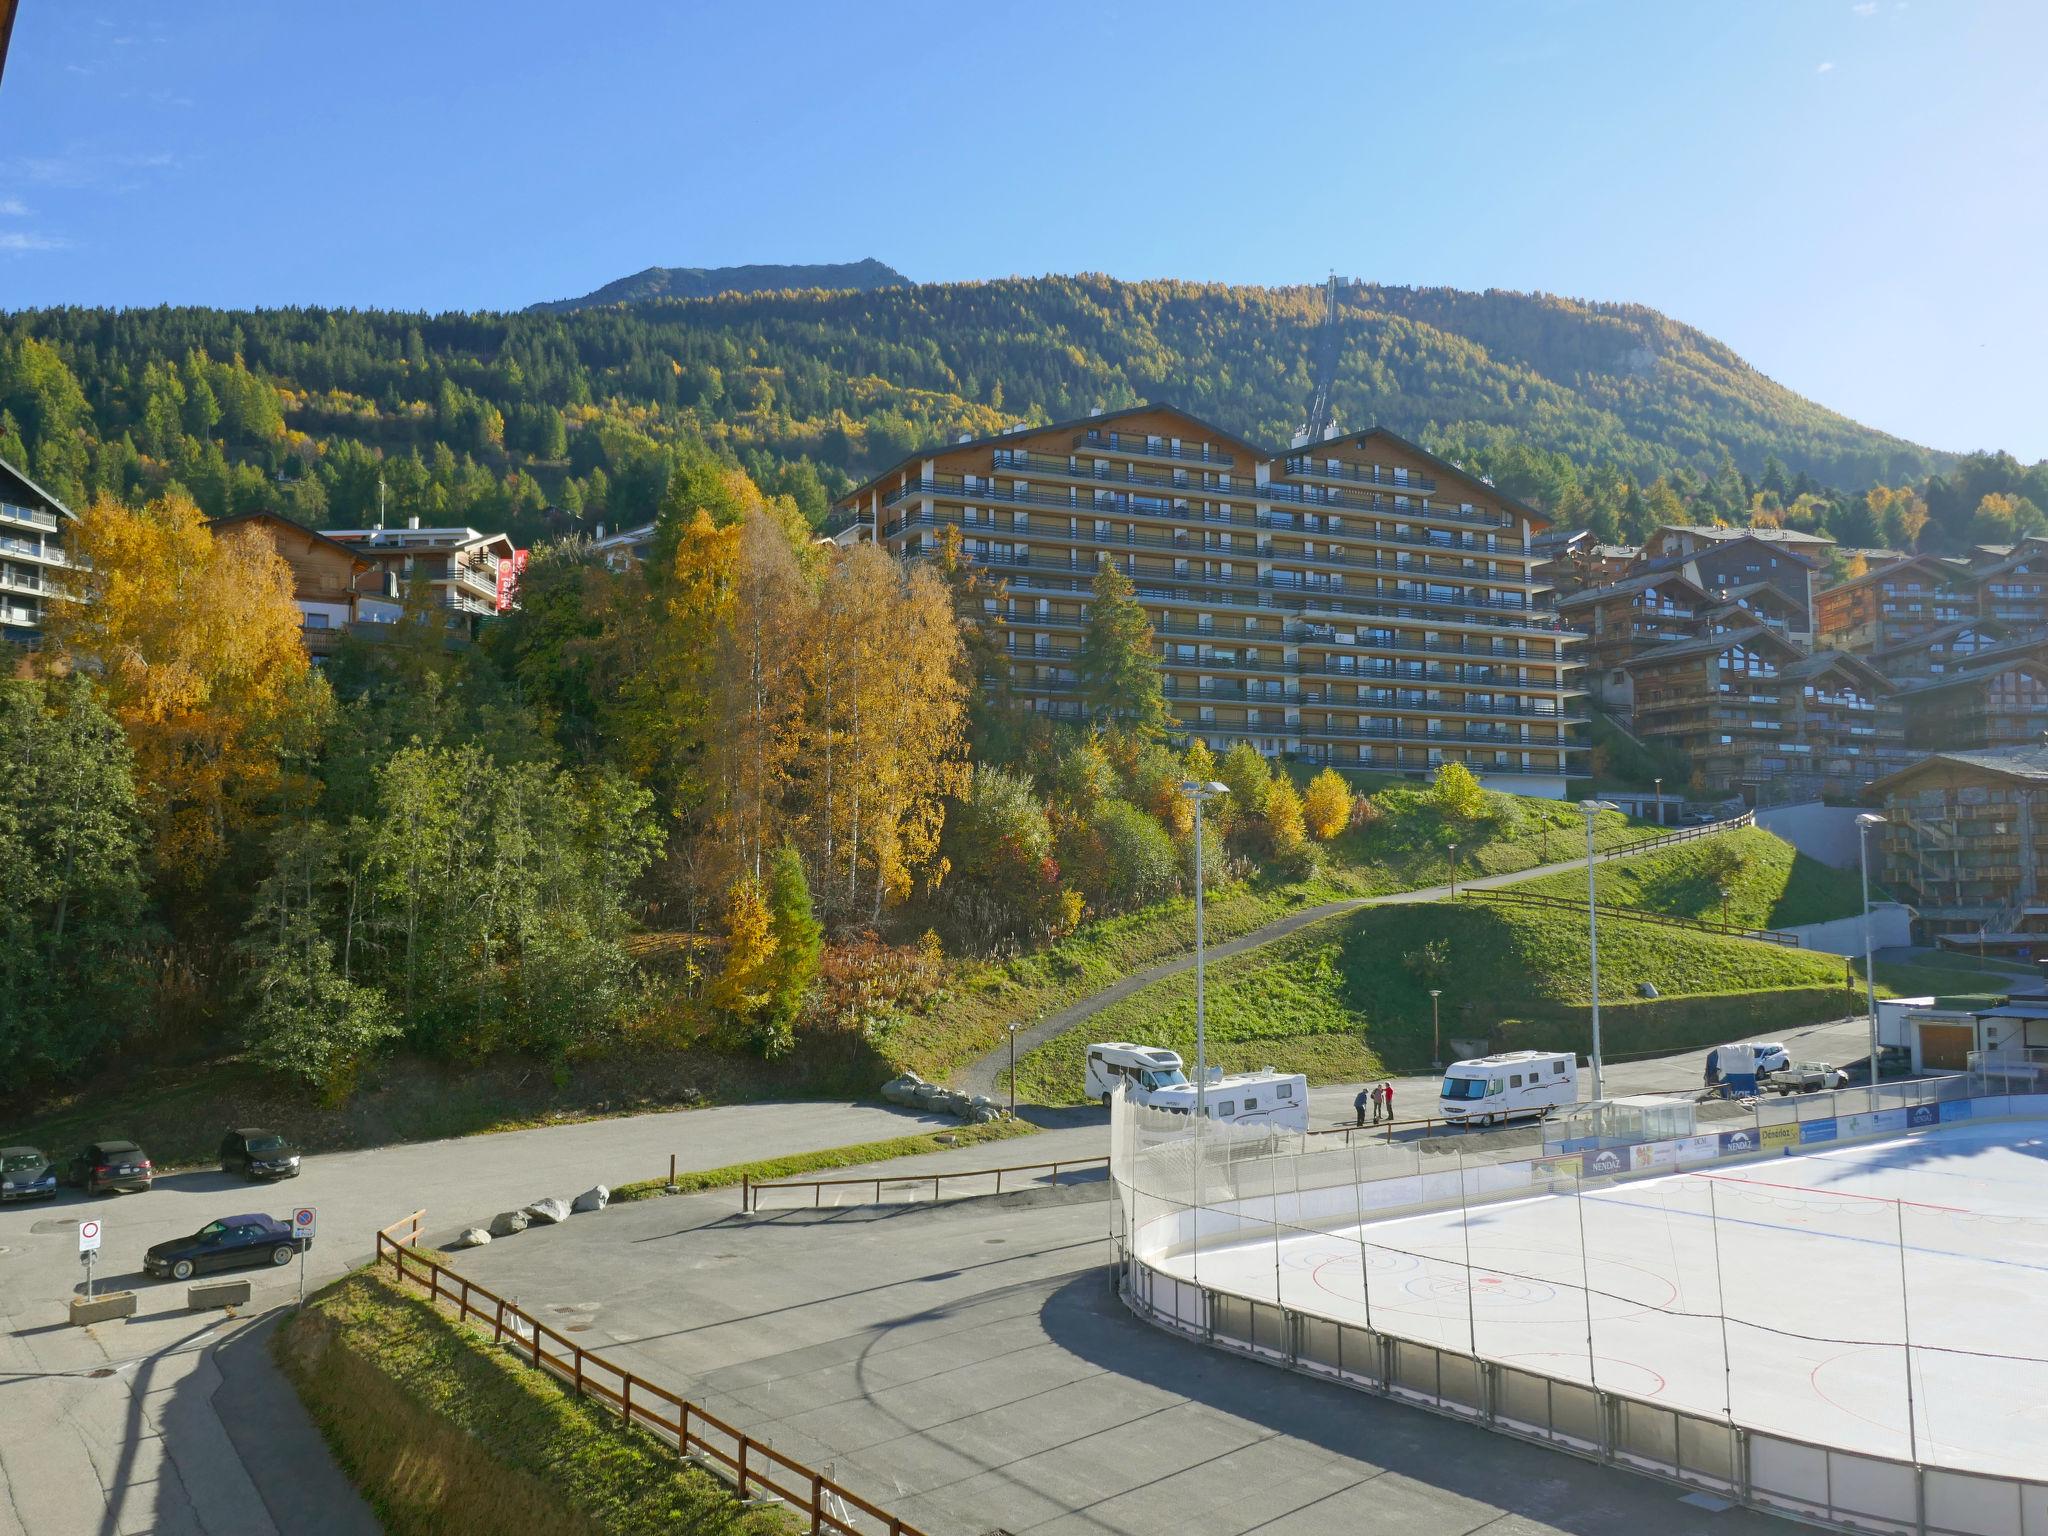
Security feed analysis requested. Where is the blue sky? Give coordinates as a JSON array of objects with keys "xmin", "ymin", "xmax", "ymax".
[{"xmin": 3, "ymin": 2, "xmax": 2043, "ymax": 462}]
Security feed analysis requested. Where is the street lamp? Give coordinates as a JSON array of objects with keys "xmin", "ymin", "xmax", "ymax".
[
  {"xmin": 1430, "ymin": 988, "xmax": 1443, "ymax": 1070},
  {"xmin": 1007, "ymin": 1023, "xmax": 1021, "ymax": 1118},
  {"xmin": 1580, "ymin": 798, "xmax": 1620, "ymax": 1101},
  {"xmin": 1857, "ymin": 813, "xmax": 1888, "ymax": 1091},
  {"xmin": 1181, "ymin": 779, "xmax": 1230, "ymax": 1122},
  {"xmin": 1447, "ymin": 842, "xmax": 1461, "ymax": 899},
  {"xmin": 1653, "ymin": 777, "xmax": 1664, "ymax": 827}
]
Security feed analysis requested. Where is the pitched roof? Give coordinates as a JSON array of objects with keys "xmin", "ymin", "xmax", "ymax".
[
  {"xmin": 1553, "ymin": 570, "xmax": 1707, "ymax": 610},
  {"xmin": 1867, "ymin": 616, "xmax": 2011, "ymax": 660},
  {"xmin": 1654, "ymin": 523, "xmax": 1836, "ymax": 548},
  {"xmin": 0, "ymin": 452, "xmax": 74, "ymax": 520},
  {"xmin": 209, "ymin": 509, "xmax": 375, "ymax": 570},
  {"xmin": 1816, "ymin": 553, "xmax": 1979, "ymax": 600},
  {"xmin": 1893, "ymin": 653, "xmax": 2048, "ymax": 699},
  {"xmin": 1778, "ymin": 648, "xmax": 1891, "ymax": 691},
  {"xmin": 1870, "ymin": 744, "xmax": 2048, "ymax": 796},
  {"xmin": 1618, "ymin": 624, "xmax": 1802, "ymax": 671}
]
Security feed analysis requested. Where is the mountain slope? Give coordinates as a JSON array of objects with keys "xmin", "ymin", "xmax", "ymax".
[{"xmin": 531, "ymin": 258, "xmax": 909, "ymax": 312}]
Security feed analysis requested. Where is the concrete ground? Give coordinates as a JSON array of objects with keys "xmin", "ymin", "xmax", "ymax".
[
  {"xmin": 444, "ymin": 1156, "xmax": 1794, "ymax": 1535},
  {"xmin": 0, "ymin": 1097, "xmax": 955, "ymax": 1536}
]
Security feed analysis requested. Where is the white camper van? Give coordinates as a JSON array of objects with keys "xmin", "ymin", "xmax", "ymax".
[
  {"xmin": 1439, "ymin": 1050, "xmax": 1579, "ymax": 1126},
  {"xmin": 1145, "ymin": 1069, "xmax": 1310, "ymax": 1133},
  {"xmin": 1085, "ymin": 1042, "xmax": 1188, "ymax": 1105}
]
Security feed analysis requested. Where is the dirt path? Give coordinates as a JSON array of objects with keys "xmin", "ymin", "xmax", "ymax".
[{"xmin": 948, "ymin": 831, "xmax": 1700, "ymax": 1102}]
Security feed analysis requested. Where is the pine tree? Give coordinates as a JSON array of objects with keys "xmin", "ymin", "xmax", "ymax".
[
  {"xmin": 1077, "ymin": 557, "xmax": 1169, "ymax": 738},
  {"xmin": 759, "ymin": 843, "xmax": 822, "ymax": 1056}
]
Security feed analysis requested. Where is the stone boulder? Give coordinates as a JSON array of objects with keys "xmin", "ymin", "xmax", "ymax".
[
  {"xmin": 447, "ymin": 1227, "xmax": 492, "ymax": 1250},
  {"xmin": 571, "ymin": 1185, "xmax": 609, "ymax": 1214},
  {"xmin": 524, "ymin": 1197, "xmax": 571, "ymax": 1226},
  {"xmin": 487, "ymin": 1209, "xmax": 529, "ymax": 1238}
]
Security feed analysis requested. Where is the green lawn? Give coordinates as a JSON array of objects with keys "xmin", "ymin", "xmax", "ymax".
[
  {"xmin": 898, "ymin": 789, "xmax": 1665, "ymax": 1085},
  {"xmin": 1508, "ymin": 826, "xmax": 1866, "ymax": 932},
  {"xmin": 1011, "ymin": 898, "xmax": 1854, "ymax": 1104},
  {"xmin": 1860, "ymin": 954, "xmax": 2036, "ymax": 1011}
]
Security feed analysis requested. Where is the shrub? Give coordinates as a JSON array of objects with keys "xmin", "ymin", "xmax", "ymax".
[{"xmin": 1302, "ymin": 768, "xmax": 1351, "ymax": 841}]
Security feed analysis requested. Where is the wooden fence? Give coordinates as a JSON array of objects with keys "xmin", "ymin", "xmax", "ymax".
[
  {"xmin": 372, "ymin": 1212, "xmax": 928, "ymax": 1535},
  {"xmin": 1457, "ymin": 885, "xmax": 1801, "ymax": 946}
]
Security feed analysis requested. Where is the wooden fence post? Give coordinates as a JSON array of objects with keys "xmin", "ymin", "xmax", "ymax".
[
  {"xmin": 573, "ymin": 1346, "xmax": 584, "ymax": 1398},
  {"xmin": 809, "ymin": 1472, "xmax": 823, "ymax": 1534},
  {"xmin": 737, "ymin": 1437, "xmax": 749, "ymax": 1497}
]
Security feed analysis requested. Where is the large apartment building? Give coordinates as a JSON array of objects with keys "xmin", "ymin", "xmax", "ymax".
[
  {"xmin": 0, "ymin": 455, "xmax": 73, "ymax": 646},
  {"xmin": 1814, "ymin": 554, "xmax": 1978, "ymax": 654},
  {"xmin": 1871, "ymin": 745, "xmax": 2048, "ymax": 949},
  {"xmin": 834, "ymin": 404, "xmax": 1586, "ymax": 795}
]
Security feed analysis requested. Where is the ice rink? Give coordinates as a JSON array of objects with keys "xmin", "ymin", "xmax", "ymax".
[{"xmin": 1160, "ymin": 1121, "xmax": 2048, "ymax": 1477}]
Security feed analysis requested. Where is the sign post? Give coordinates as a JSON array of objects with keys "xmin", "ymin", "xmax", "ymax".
[
  {"xmin": 78, "ymin": 1218, "xmax": 102, "ymax": 1300},
  {"xmin": 293, "ymin": 1207, "xmax": 317, "ymax": 1307}
]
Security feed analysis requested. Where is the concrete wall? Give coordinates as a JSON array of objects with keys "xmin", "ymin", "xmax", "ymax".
[
  {"xmin": 1756, "ymin": 800, "xmax": 1870, "ymax": 869},
  {"xmin": 1782, "ymin": 902, "xmax": 1914, "ymax": 956}
]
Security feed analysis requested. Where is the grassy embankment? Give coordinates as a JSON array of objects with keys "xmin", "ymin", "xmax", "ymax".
[
  {"xmin": 1010, "ymin": 894, "xmax": 1858, "ymax": 1104},
  {"xmin": 274, "ymin": 1269, "xmax": 789, "ymax": 1536},
  {"xmin": 892, "ymin": 794, "xmax": 1660, "ymax": 1084},
  {"xmin": 610, "ymin": 1116, "xmax": 1036, "ymax": 1202},
  {"xmin": 1508, "ymin": 824, "xmax": 1866, "ymax": 931}
]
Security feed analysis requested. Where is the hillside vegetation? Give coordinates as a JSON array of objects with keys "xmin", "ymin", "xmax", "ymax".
[
  {"xmin": 1510, "ymin": 826, "xmax": 1866, "ymax": 932},
  {"xmin": 531, "ymin": 258, "xmax": 909, "ymax": 313},
  {"xmin": 1011, "ymin": 899, "xmax": 1853, "ymax": 1103}
]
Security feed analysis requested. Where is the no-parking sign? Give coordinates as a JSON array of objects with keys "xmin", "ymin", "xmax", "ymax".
[
  {"xmin": 77, "ymin": 1219, "xmax": 101, "ymax": 1254},
  {"xmin": 293, "ymin": 1207, "xmax": 317, "ymax": 1239}
]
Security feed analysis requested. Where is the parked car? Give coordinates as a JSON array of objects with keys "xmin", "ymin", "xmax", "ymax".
[
  {"xmin": 219, "ymin": 1127, "xmax": 302, "ymax": 1181},
  {"xmin": 1750, "ymin": 1042, "xmax": 1792, "ymax": 1076},
  {"xmin": 143, "ymin": 1214, "xmax": 310, "ymax": 1282},
  {"xmin": 0, "ymin": 1147, "xmax": 60, "ymax": 1203},
  {"xmin": 1767, "ymin": 1061, "xmax": 1851, "ymax": 1095},
  {"xmin": 67, "ymin": 1140, "xmax": 154, "ymax": 1195}
]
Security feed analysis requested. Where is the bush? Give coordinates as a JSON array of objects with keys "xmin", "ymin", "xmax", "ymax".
[{"xmin": 1080, "ymin": 798, "xmax": 1181, "ymax": 913}]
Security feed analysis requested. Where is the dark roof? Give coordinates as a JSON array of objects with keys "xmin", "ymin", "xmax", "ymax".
[
  {"xmin": 1867, "ymin": 617, "xmax": 2011, "ymax": 659},
  {"xmin": 1816, "ymin": 553, "xmax": 1979, "ymax": 600},
  {"xmin": 209, "ymin": 509, "xmax": 375, "ymax": 569},
  {"xmin": 1554, "ymin": 570, "xmax": 1706, "ymax": 609},
  {"xmin": 1778, "ymin": 649, "xmax": 1891, "ymax": 691},
  {"xmin": 1654, "ymin": 522, "xmax": 1835, "ymax": 547},
  {"xmin": 1618, "ymin": 624, "xmax": 1801, "ymax": 671},
  {"xmin": 0, "ymin": 453, "xmax": 74, "ymax": 520},
  {"xmin": 836, "ymin": 401, "xmax": 1270, "ymax": 506},
  {"xmin": 1871, "ymin": 744, "xmax": 2048, "ymax": 796},
  {"xmin": 834, "ymin": 404, "xmax": 1556, "ymax": 528},
  {"xmin": 1893, "ymin": 652, "xmax": 2048, "ymax": 699}
]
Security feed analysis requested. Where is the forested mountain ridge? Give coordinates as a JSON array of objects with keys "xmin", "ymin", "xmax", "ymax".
[
  {"xmin": 530, "ymin": 258, "xmax": 911, "ymax": 312},
  {"xmin": 6, "ymin": 271, "xmax": 2039, "ymax": 559}
]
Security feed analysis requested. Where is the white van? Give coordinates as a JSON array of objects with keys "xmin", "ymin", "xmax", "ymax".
[
  {"xmin": 1085, "ymin": 1042, "xmax": 1188, "ymax": 1105},
  {"xmin": 1439, "ymin": 1050, "xmax": 1578, "ymax": 1127},
  {"xmin": 1145, "ymin": 1069, "xmax": 1310, "ymax": 1133}
]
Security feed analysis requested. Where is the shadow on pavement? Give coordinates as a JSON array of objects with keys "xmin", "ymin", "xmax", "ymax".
[{"xmin": 1034, "ymin": 1271, "xmax": 1785, "ymax": 1536}]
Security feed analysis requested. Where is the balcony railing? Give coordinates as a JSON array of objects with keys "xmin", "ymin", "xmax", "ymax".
[
  {"xmin": 0, "ymin": 536, "xmax": 64, "ymax": 566},
  {"xmin": 1073, "ymin": 429, "xmax": 1234, "ymax": 466},
  {"xmin": 0, "ymin": 502, "xmax": 61, "ymax": 533},
  {"xmin": 890, "ymin": 508, "xmax": 1530, "ymax": 567},
  {"xmin": 887, "ymin": 475, "xmax": 1514, "ymax": 534},
  {"xmin": 1281, "ymin": 456, "xmax": 1437, "ymax": 494}
]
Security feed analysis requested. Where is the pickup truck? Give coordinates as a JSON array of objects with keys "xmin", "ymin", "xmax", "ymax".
[{"xmin": 1762, "ymin": 1061, "xmax": 1850, "ymax": 1095}]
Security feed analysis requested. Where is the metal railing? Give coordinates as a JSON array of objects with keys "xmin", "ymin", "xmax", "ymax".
[
  {"xmin": 743, "ymin": 1155, "xmax": 1110, "ymax": 1212},
  {"xmin": 373, "ymin": 1213, "xmax": 928, "ymax": 1534},
  {"xmin": 1458, "ymin": 885, "xmax": 1801, "ymax": 946}
]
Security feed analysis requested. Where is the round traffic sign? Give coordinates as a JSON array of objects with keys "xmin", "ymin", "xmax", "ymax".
[
  {"xmin": 79, "ymin": 1220, "xmax": 99, "ymax": 1240},
  {"xmin": 293, "ymin": 1207, "xmax": 316, "ymax": 1228}
]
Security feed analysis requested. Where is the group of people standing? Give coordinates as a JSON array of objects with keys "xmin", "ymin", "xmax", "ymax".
[{"xmin": 1352, "ymin": 1080, "xmax": 1397, "ymax": 1126}]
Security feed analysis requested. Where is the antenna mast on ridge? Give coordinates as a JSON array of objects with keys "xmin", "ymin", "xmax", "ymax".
[{"xmin": 1295, "ymin": 272, "xmax": 1344, "ymax": 448}]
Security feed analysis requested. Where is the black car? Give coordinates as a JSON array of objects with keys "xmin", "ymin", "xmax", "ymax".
[
  {"xmin": 143, "ymin": 1214, "xmax": 310, "ymax": 1282},
  {"xmin": 0, "ymin": 1146, "xmax": 60, "ymax": 1203},
  {"xmin": 219, "ymin": 1127, "xmax": 302, "ymax": 1181},
  {"xmin": 68, "ymin": 1139, "xmax": 154, "ymax": 1195}
]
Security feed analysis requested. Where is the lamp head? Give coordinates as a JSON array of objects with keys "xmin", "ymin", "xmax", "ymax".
[
  {"xmin": 1180, "ymin": 779, "xmax": 1230, "ymax": 798},
  {"xmin": 1857, "ymin": 812, "xmax": 1887, "ymax": 828},
  {"xmin": 1579, "ymin": 798, "xmax": 1619, "ymax": 814}
]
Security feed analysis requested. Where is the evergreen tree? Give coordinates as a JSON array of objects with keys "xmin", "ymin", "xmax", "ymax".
[
  {"xmin": 759, "ymin": 843, "xmax": 822, "ymax": 1057},
  {"xmin": 1077, "ymin": 557, "xmax": 1169, "ymax": 737}
]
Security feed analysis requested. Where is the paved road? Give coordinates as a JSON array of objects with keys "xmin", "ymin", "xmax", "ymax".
[
  {"xmin": 446, "ymin": 1154, "xmax": 1793, "ymax": 1536},
  {"xmin": 0, "ymin": 1097, "xmax": 956, "ymax": 1536},
  {"xmin": 950, "ymin": 831, "xmax": 1719, "ymax": 1101}
]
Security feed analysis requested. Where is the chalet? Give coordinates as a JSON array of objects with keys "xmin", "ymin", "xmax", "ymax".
[
  {"xmin": 1555, "ymin": 570, "xmax": 1705, "ymax": 707},
  {"xmin": 1893, "ymin": 647, "xmax": 2048, "ymax": 753},
  {"xmin": 1870, "ymin": 745, "xmax": 2048, "ymax": 950},
  {"xmin": 1632, "ymin": 525, "xmax": 1832, "ymax": 642},
  {"xmin": 1865, "ymin": 618, "xmax": 2013, "ymax": 687},
  {"xmin": 1814, "ymin": 554, "xmax": 1980, "ymax": 654}
]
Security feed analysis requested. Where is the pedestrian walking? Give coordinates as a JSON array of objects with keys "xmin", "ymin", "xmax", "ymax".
[{"xmin": 1354, "ymin": 1086, "xmax": 1370, "ymax": 1128}]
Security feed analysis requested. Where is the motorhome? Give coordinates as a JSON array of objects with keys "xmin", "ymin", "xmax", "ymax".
[
  {"xmin": 1438, "ymin": 1050, "xmax": 1578, "ymax": 1126},
  {"xmin": 1145, "ymin": 1069, "xmax": 1310, "ymax": 1133},
  {"xmin": 1084, "ymin": 1042, "xmax": 1188, "ymax": 1104}
]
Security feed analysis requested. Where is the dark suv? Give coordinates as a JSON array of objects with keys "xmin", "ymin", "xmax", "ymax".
[
  {"xmin": 68, "ymin": 1139, "xmax": 154, "ymax": 1195},
  {"xmin": 219, "ymin": 1127, "xmax": 302, "ymax": 1181}
]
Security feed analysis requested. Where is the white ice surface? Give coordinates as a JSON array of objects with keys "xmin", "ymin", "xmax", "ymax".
[{"xmin": 1156, "ymin": 1121, "xmax": 2048, "ymax": 1476}]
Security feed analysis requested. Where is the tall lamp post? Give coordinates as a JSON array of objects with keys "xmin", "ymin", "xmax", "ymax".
[
  {"xmin": 1181, "ymin": 779, "xmax": 1230, "ymax": 1121},
  {"xmin": 1581, "ymin": 798, "xmax": 1620, "ymax": 1101},
  {"xmin": 1007, "ymin": 1023, "xmax": 1021, "ymax": 1118},
  {"xmin": 1447, "ymin": 842, "xmax": 1461, "ymax": 899},
  {"xmin": 1857, "ymin": 813, "xmax": 1888, "ymax": 1091},
  {"xmin": 1430, "ymin": 988, "xmax": 1443, "ymax": 1070},
  {"xmin": 1653, "ymin": 777, "xmax": 1664, "ymax": 827}
]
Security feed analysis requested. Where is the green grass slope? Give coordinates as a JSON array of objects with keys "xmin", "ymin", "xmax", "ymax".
[
  {"xmin": 1011, "ymin": 899, "xmax": 1852, "ymax": 1103},
  {"xmin": 1509, "ymin": 826, "xmax": 1865, "ymax": 932}
]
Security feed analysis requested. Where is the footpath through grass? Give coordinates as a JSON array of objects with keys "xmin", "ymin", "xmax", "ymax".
[
  {"xmin": 611, "ymin": 1116, "xmax": 1037, "ymax": 1202},
  {"xmin": 897, "ymin": 797, "xmax": 1662, "ymax": 1086},
  {"xmin": 275, "ymin": 1269, "xmax": 788, "ymax": 1536},
  {"xmin": 1012, "ymin": 898, "xmax": 1854, "ymax": 1104},
  {"xmin": 1509, "ymin": 825, "xmax": 1865, "ymax": 931}
]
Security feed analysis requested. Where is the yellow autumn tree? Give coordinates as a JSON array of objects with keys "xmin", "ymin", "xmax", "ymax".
[
  {"xmin": 1265, "ymin": 777, "xmax": 1307, "ymax": 854},
  {"xmin": 710, "ymin": 875, "xmax": 777, "ymax": 1029},
  {"xmin": 1302, "ymin": 767, "xmax": 1352, "ymax": 841},
  {"xmin": 48, "ymin": 491, "xmax": 323, "ymax": 881}
]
